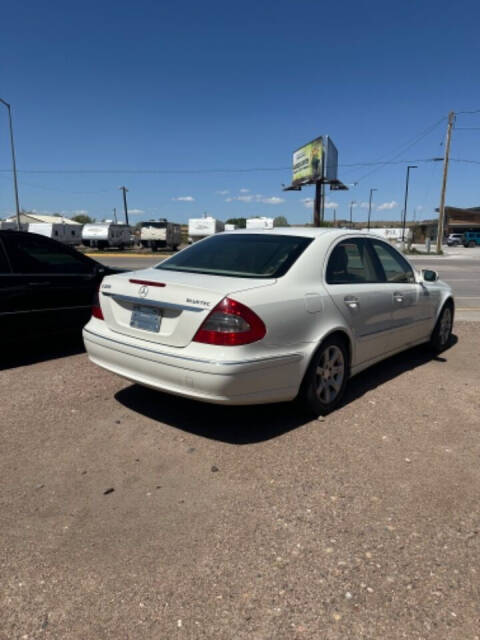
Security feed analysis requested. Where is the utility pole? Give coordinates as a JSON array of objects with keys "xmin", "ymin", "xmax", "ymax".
[
  {"xmin": 402, "ymin": 165, "xmax": 417, "ymax": 242},
  {"xmin": 0, "ymin": 98, "xmax": 21, "ymax": 230},
  {"xmin": 436, "ymin": 111, "xmax": 455, "ymax": 253},
  {"xmin": 333, "ymin": 208, "xmax": 336, "ymax": 226},
  {"xmin": 367, "ymin": 188, "xmax": 377, "ymax": 230},
  {"xmin": 113, "ymin": 207, "xmax": 118, "ymax": 223},
  {"xmin": 349, "ymin": 200, "xmax": 356, "ymax": 228},
  {"xmin": 119, "ymin": 186, "xmax": 129, "ymax": 226}
]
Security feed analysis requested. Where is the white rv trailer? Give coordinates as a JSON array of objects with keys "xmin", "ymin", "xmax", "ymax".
[
  {"xmin": 140, "ymin": 220, "xmax": 181, "ymax": 251},
  {"xmin": 28, "ymin": 222, "xmax": 83, "ymax": 246},
  {"xmin": 361, "ymin": 227, "xmax": 412, "ymax": 242},
  {"xmin": 246, "ymin": 217, "xmax": 274, "ymax": 230},
  {"xmin": 0, "ymin": 221, "xmax": 27, "ymax": 231},
  {"xmin": 188, "ymin": 217, "xmax": 224, "ymax": 243},
  {"xmin": 82, "ymin": 223, "xmax": 133, "ymax": 250}
]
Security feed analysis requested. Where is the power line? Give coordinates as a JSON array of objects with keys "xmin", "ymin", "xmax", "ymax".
[
  {"xmin": 351, "ymin": 116, "xmax": 447, "ymax": 184},
  {"xmin": 0, "ymin": 157, "xmax": 444, "ymax": 176},
  {"xmin": 451, "ymin": 158, "xmax": 480, "ymax": 164}
]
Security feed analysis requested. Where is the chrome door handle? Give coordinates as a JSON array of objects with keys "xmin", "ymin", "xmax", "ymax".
[
  {"xmin": 393, "ymin": 292, "xmax": 404, "ymax": 303},
  {"xmin": 344, "ymin": 295, "xmax": 359, "ymax": 309}
]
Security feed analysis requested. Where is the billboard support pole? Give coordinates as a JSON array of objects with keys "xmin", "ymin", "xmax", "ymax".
[{"xmin": 313, "ymin": 181, "xmax": 323, "ymax": 227}]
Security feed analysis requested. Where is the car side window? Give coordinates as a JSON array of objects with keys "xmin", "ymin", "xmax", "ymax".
[
  {"xmin": 370, "ymin": 240, "xmax": 415, "ymax": 283},
  {"xmin": 0, "ymin": 241, "xmax": 11, "ymax": 273},
  {"xmin": 326, "ymin": 238, "xmax": 379, "ymax": 284},
  {"xmin": 5, "ymin": 235, "xmax": 93, "ymax": 274}
]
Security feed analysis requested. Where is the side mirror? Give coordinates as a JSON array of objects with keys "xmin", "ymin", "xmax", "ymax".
[{"xmin": 422, "ymin": 269, "xmax": 438, "ymax": 282}]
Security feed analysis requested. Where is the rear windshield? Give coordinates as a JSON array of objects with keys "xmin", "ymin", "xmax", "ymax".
[{"xmin": 156, "ymin": 233, "xmax": 313, "ymax": 278}]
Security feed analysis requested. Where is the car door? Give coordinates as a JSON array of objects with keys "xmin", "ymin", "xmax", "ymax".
[
  {"xmin": 323, "ymin": 237, "xmax": 395, "ymax": 366},
  {"xmin": 4, "ymin": 233, "xmax": 100, "ymax": 334},
  {"xmin": 0, "ymin": 237, "xmax": 33, "ymax": 340},
  {"xmin": 368, "ymin": 238, "xmax": 432, "ymax": 349}
]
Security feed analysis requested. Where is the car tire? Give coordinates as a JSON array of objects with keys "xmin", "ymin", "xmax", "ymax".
[
  {"xmin": 299, "ymin": 335, "xmax": 349, "ymax": 416},
  {"xmin": 468, "ymin": 241, "xmax": 476, "ymax": 248},
  {"xmin": 430, "ymin": 302, "xmax": 453, "ymax": 353}
]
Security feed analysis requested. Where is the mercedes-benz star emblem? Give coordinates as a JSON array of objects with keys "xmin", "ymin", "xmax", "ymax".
[{"xmin": 138, "ymin": 285, "xmax": 149, "ymax": 298}]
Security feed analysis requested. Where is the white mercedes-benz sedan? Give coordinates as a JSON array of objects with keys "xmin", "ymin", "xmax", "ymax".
[{"xmin": 83, "ymin": 228, "xmax": 454, "ymax": 414}]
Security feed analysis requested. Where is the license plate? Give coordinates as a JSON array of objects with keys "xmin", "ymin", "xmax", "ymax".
[{"xmin": 130, "ymin": 304, "xmax": 161, "ymax": 332}]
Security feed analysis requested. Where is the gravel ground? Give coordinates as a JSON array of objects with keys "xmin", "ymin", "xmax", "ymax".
[{"xmin": 1, "ymin": 322, "xmax": 480, "ymax": 639}]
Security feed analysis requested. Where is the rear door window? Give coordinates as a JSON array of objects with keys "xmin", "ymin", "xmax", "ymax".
[
  {"xmin": 5, "ymin": 235, "xmax": 93, "ymax": 274},
  {"xmin": 326, "ymin": 238, "xmax": 379, "ymax": 284}
]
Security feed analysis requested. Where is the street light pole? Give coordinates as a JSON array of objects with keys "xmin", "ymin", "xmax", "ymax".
[
  {"xmin": 402, "ymin": 165, "xmax": 417, "ymax": 242},
  {"xmin": 349, "ymin": 200, "xmax": 356, "ymax": 228},
  {"xmin": 0, "ymin": 98, "xmax": 21, "ymax": 230},
  {"xmin": 119, "ymin": 186, "xmax": 129, "ymax": 226},
  {"xmin": 367, "ymin": 188, "xmax": 377, "ymax": 230}
]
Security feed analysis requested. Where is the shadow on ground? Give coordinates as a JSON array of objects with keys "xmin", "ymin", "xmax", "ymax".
[
  {"xmin": 115, "ymin": 335, "xmax": 457, "ymax": 445},
  {"xmin": 0, "ymin": 333, "xmax": 85, "ymax": 371}
]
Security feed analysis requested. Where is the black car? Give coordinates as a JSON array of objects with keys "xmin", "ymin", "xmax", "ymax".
[{"xmin": 0, "ymin": 230, "xmax": 121, "ymax": 341}]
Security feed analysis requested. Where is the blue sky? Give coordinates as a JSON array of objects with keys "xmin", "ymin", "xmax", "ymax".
[{"xmin": 1, "ymin": 0, "xmax": 480, "ymax": 225}]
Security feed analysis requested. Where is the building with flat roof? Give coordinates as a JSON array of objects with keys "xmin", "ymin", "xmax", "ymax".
[{"xmin": 2, "ymin": 212, "xmax": 81, "ymax": 225}]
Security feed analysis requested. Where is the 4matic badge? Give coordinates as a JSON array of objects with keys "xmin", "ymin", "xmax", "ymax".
[{"xmin": 186, "ymin": 298, "xmax": 211, "ymax": 307}]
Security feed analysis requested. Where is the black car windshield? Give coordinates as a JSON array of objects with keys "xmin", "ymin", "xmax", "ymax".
[{"xmin": 156, "ymin": 233, "xmax": 313, "ymax": 278}]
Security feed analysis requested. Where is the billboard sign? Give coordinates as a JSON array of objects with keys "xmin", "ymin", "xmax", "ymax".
[{"xmin": 292, "ymin": 137, "xmax": 323, "ymax": 186}]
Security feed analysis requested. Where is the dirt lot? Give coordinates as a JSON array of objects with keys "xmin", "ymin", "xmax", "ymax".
[{"xmin": 2, "ymin": 322, "xmax": 480, "ymax": 639}]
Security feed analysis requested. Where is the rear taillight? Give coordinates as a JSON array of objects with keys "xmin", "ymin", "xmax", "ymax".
[
  {"xmin": 193, "ymin": 297, "xmax": 266, "ymax": 346},
  {"xmin": 92, "ymin": 287, "xmax": 104, "ymax": 320}
]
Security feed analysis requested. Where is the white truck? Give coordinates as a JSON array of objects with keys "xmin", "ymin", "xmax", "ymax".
[
  {"xmin": 28, "ymin": 222, "xmax": 83, "ymax": 246},
  {"xmin": 188, "ymin": 217, "xmax": 224, "ymax": 243},
  {"xmin": 246, "ymin": 217, "xmax": 274, "ymax": 230},
  {"xmin": 82, "ymin": 223, "xmax": 134, "ymax": 250},
  {"xmin": 140, "ymin": 220, "xmax": 181, "ymax": 251},
  {"xmin": 224, "ymin": 223, "xmax": 237, "ymax": 231}
]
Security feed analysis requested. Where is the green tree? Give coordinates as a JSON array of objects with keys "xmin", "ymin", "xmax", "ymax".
[
  {"xmin": 273, "ymin": 216, "xmax": 289, "ymax": 227},
  {"xmin": 225, "ymin": 217, "xmax": 247, "ymax": 228},
  {"xmin": 71, "ymin": 214, "xmax": 93, "ymax": 224}
]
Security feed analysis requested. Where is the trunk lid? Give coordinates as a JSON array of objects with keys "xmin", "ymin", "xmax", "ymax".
[{"xmin": 99, "ymin": 268, "xmax": 275, "ymax": 347}]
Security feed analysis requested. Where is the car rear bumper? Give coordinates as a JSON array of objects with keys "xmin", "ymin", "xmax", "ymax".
[{"xmin": 83, "ymin": 324, "xmax": 304, "ymax": 405}]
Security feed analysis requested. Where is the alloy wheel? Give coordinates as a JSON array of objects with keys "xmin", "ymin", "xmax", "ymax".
[
  {"xmin": 315, "ymin": 345, "xmax": 345, "ymax": 404},
  {"xmin": 439, "ymin": 307, "xmax": 452, "ymax": 346}
]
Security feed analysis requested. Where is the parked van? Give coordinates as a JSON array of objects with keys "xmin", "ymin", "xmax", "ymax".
[
  {"xmin": 28, "ymin": 222, "xmax": 83, "ymax": 246},
  {"xmin": 82, "ymin": 223, "xmax": 133, "ymax": 250},
  {"xmin": 463, "ymin": 231, "xmax": 480, "ymax": 247},
  {"xmin": 140, "ymin": 220, "xmax": 181, "ymax": 251}
]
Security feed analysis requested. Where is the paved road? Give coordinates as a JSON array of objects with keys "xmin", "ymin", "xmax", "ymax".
[
  {"xmin": 93, "ymin": 252, "xmax": 480, "ymax": 321},
  {"xmin": 2, "ymin": 323, "xmax": 480, "ymax": 638}
]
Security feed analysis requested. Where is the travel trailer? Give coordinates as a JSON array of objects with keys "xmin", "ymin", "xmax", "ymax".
[
  {"xmin": 188, "ymin": 217, "xmax": 224, "ymax": 243},
  {"xmin": 28, "ymin": 222, "xmax": 83, "ymax": 246},
  {"xmin": 246, "ymin": 217, "xmax": 274, "ymax": 230},
  {"xmin": 82, "ymin": 223, "xmax": 134, "ymax": 249},
  {"xmin": 140, "ymin": 220, "xmax": 181, "ymax": 251}
]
